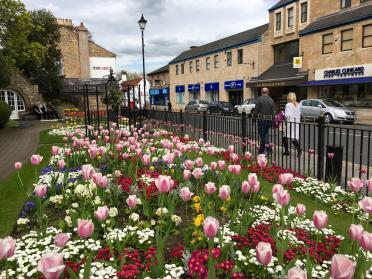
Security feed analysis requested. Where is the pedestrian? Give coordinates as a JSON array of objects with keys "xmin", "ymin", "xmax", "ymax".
[
  {"xmin": 254, "ymin": 88, "xmax": 275, "ymax": 155},
  {"xmin": 283, "ymin": 92, "xmax": 302, "ymax": 156},
  {"xmin": 168, "ymin": 100, "xmax": 172, "ymax": 112},
  {"xmin": 32, "ymin": 104, "xmax": 43, "ymax": 120}
]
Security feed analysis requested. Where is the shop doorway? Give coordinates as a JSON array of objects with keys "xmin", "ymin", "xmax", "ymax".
[{"xmin": 228, "ymin": 90, "xmax": 243, "ymax": 106}]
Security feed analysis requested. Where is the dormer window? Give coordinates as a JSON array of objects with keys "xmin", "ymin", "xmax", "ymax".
[{"xmin": 341, "ymin": 0, "xmax": 351, "ymax": 8}]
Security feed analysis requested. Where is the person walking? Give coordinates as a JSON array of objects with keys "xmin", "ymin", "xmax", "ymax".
[
  {"xmin": 168, "ymin": 100, "xmax": 172, "ymax": 112},
  {"xmin": 283, "ymin": 92, "xmax": 302, "ymax": 156},
  {"xmin": 254, "ymin": 88, "xmax": 275, "ymax": 155}
]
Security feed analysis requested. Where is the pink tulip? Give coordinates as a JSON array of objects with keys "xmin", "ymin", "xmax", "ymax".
[
  {"xmin": 256, "ymin": 242, "xmax": 272, "ymax": 266},
  {"xmin": 230, "ymin": 153, "xmax": 239, "ymax": 163},
  {"xmin": 51, "ymin": 146, "xmax": 59, "ymax": 156},
  {"xmin": 228, "ymin": 145, "xmax": 234, "ymax": 153},
  {"xmin": 205, "ymin": 182, "xmax": 217, "ymax": 195},
  {"xmin": 313, "ymin": 210, "xmax": 328, "ymax": 229},
  {"xmin": 0, "ymin": 236, "xmax": 16, "ymax": 259},
  {"xmin": 77, "ymin": 219, "xmax": 94, "ymax": 239},
  {"xmin": 195, "ymin": 157, "xmax": 203, "ymax": 167},
  {"xmin": 228, "ymin": 165, "xmax": 241, "ymax": 175},
  {"xmin": 210, "ymin": 162, "xmax": 217, "ymax": 171},
  {"xmin": 126, "ymin": 195, "xmax": 138, "ymax": 208},
  {"xmin": 278, "ymin": 173, "xmax": 294, "ymax": 185},
  {"xmin": 272, "ymin": 184, "xmax": 284, "ymax": 194},
  {"xmin": 155, "ymin": 175, "xmax": 173, "ymax": 193},
  {"xmin": 142, "ymin": 154, "xmax": 150, "ymax": 165},
  {"xmin": 330, "ymin": 254, "xmax": 356, "ymax": 279},
  {"xmin": 217, "ymin": 160, "xmax": 226, "ymax": 170},
  {"xmin": 192, "ymin": 168, "xmax": 203, "ymax": 180},
  {"xmin": 92, "ymin": 173, "xmax": 103, "ymax": 185},
  {"xmin": 81, "ymin": 164, "xmax": 95, "ymax": 181},
  {"xmin": 183, "ymin": 169, "xmax": 191, "ymax": 181},
  {"xmin": 347, "ymin": 177, "xmax": 364, "ymax": 193},
  {"xmin": 203, "ymin": 216, "xmax": 219, "ymax": 238},
  {"xmin": 180, "ymin": 187, "xmax": 193, "ymax": 202},
  {"xmin": 251, "ymin": 182, "xmax": 260, "ymax": 193},
  {"xmin": 64, "ymin": 149, "xmax": 71, "ymax": 156},
  {"xmin": 245, "ymin": 151, "xmax": 252, "ymax": 161},
  {"xmin": 328, "ymin": 152, "xmax": 335, "ymax": 159},
  {"xmin": 296, "ymin": 204, "xmax": 306, "ymax": 216},
  {"xmin": 35, "ymin": 185, "xmax": 47, "ymax": 198},
  {"xmin": 37, "ymin": 252, "xmax": 65, "ymax": 279},
  {"xmin": 57, "ymin": 159, "xmax": 65, "ymax": 169},
  {"xmin": 94, "ymin": 206, "xmax": 109, "ymax": 222},
  {"xmin": 31, "ymin": 154, "xmax": 43, "ymax": 165},
  {"xmin": 359, "ymin": 231, "xmax": 372, "ymax": 251},
  {"xmin": 98, "ymin": 176, "xmax": 108, "ymax": 189},
  {"xmin": 54, "ymin": 233, "xmax": 70, "ymax": 248},
  {"xmin": 348, "ymin": 224, "xmax": 364, "ymax": 242},
  {"xmin": 242, "ymin": 181, "xmax": 251, "ymax": 193},
  {"xmin": 198, "ymin": 138, "xmax": 205, "ymax": 145},
  {"xmin": 288, "ymin": 267, "xmax": 307, "ymax": 279},
  {"xmin": 184, "ymin": 160, "xmax": 194, "ymax": 170},
  {"xmin": 248, "ymin": 173, "xmax": 258, "ymax": 186},
  {"xmin": 273, "ymin": 188, "xmax": 290, "ymax": 206},
  {"xmin": 257, "ymin": 156, "xmax": 267, "ymax": 168},
  {"xmin": 219, "ymin": 185, "xmax": 231, "ymax": 201},
  {"xmin": 14, "ymin": 162, "xmax": 22, "ymax": 170},
  {"xmin": 365, "ymin": 179, "xmax": 372, "ymax": 195},
  {"xmin": 359, "ymin": 197, "xmax": 372, "ymax": 214},
  {"xmin": 162, "ymin": 153, "xmax": 175, "ymax": 164}
]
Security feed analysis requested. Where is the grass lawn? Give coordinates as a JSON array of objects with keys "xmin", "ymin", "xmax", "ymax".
[{"xmin": 39, "ymin": 129, "xmax": 66, "ymax": 144}]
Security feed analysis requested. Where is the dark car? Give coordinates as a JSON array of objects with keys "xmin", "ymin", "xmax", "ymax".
[{"xmin": 207, "ymin": 101, "xmax": 234, "ymax": 115}]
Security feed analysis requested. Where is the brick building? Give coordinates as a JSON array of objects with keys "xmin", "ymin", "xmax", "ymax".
[{"xmin": 147, "ymin": 65, "xmax": 170, "ymax": 108}]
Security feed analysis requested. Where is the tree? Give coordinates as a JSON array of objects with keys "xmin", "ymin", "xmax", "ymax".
[
  {"xmin": 19, "ymin": 9, "xmax": 63, "ymax": 101},
  {"xmin": 0, "ymin": 52, "xmax": 11, "ymax": 88}
]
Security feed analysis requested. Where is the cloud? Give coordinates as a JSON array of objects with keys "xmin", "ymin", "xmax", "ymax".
[{"xmin": 23, "ymin": 0, "xmax": 278, "ymax": 72}]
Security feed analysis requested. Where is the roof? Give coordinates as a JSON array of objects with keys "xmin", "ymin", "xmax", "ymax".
[
  {"xmin": 300, "ymin": 3, "xmax": 372, "ymax": 36},
  {"xmin": 148, "ymin": 64, "xmax": 169, "ymax": 76},
  {"xmin": 269, "ymin": 0, "xmax": 297, "ymax": 11},
  {"xmin": 121, "ymin": 78, "xmax": 142, "ymax": 86},
  {"xmin": 89, "ymin": 40, "xmax": 116, "ymax": 57},
  {"xmin": 169, "ymin": 24, "xmax": 269, "ymax": 64}
]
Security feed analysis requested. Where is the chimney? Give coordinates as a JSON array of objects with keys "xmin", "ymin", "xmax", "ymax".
[{"xmin": 77, "ymin": 22, "xmax": 90, "ymax": 80}]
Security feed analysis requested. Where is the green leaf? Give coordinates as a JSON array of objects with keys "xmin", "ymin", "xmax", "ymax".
[
  {"xmin": 65, "ymin": 267, "xmax": 79, "ymax": 279},
  {"xmin": 83, "ymin": 256, "xmax": 92, "ymax": 279}
]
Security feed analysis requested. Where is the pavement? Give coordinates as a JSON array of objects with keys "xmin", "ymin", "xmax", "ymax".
[{"xmin": 0, "ymin": 120, "xmax": 52, "ymax": 181}]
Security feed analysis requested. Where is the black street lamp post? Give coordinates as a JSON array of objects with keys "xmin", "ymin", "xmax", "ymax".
[{"xmin": 138, "ymin": 14, "xmax": 147, "ymax": 109}]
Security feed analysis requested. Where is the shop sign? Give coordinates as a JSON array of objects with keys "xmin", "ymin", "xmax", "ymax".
[
  {"xmin": 175, "ymin": 85, "xmax": 185, "ymax": 93},
  {"xmin": 293, "ymin": 57, "xmax": 302, "ymax": 69},
  {"xmin": 188, "ymin": 84, "xmax": 200, "ymax": 92},
  {"xmin": 315, "ymin": 64, "xmax": 372, "ymax": 80},
  {"xmin": 89, "ymin": 57, "xmax": 116, "ymax": 79},
  {"xmin": 256, "ymin": 81, "xmax": 287, "ymax": 87},
  {"xmin": 205, "ymin": 82, "xmax": 219, "ymax": 92},
  {"xmin": 224, "ymin": 80, "xmax": 244, "ymax": 90}
]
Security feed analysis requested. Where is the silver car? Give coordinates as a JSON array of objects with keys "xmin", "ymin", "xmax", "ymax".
[
  {"xmin": 300, "ymin": 99, "xmax": 356, "ymax": 124},
  {"xmin": 185, "ymin": 100, "xmax": 209, "ymax": 113}
]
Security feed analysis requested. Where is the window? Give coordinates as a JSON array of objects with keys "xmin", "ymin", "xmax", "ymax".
[
  {"xmin": 287, "ymin": 7, "xmax": 294, "ymax": 28},
  {"xmin": 274, "ymin": 40, "xmax": 299, "ymax": 64},
  {"xmin": 176, "ymin": 65, "xmax": 179, "ymax": 75},
  {"xmin": 181, "ymin": 63, "xmax": 184, "ymax": 74},
  {"xmin": 206, "ymin": 57, "xmax": 211, "ymax": 70},
  {"xmin": 176, "ymin": 92, "xmax": 184, "ymax": 104},
  {"xmin": 361, "ymin": 0, "xmax": 372, "ymax": 3},
  {"xmin": 322, "ymin": 33, "xmax": 333, "ymax": 54},
  {"xmin": 189, "ymin": 61, "xmax": 193, "ymax": 73},
  {"xmin": 275, "ymin": 12, "xmax": 282, "ymax": 31},
  {"xmin": 341, "ymin": 0, "xmax": 351, "ymax": 8},
  {"xmin": 196, "ymin": 59, "xmax": 200, "ymax": 72},
  {"xmin": 363, "ymin": 24, "xmax": 372, "ymax": 48},
  {"xmin": 214, "ymin": 55, "xmax": 219, "ymax": 68},
  {"xmin": 301, "ymin": 2, "xmax": 308, "ymax": 23},
  {"xmin": 237, "ymin": 49, "xmax": 243, "ymax": 64},
  {"xmin": 226, "ymin": 51, "xmax": 232, "ymax": 66},
  {"xmin": 341, "ymin": 29, "xmax": 353, "ymax": 51}
]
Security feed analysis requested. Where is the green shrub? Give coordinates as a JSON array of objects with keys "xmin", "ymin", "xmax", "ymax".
[
  {"xmin": 51, "ymin": 99, "xmax": 61, "ymax": 106},
  {"xmin": 0, "ymin": 101, "xmax": 11, "ymax": 128}
]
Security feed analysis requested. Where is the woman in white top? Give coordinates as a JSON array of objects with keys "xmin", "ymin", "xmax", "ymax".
[{"xmin": 283, "ymin": 92, "xmax": 302, "ymax": 156}]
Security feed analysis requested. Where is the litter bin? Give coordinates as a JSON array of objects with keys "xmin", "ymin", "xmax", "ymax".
[{"xmin": 325, "ymin": 145, "xmax": 343, "ymax": 185}]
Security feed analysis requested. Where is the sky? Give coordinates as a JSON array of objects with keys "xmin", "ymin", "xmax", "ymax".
[{"xmin": 23, "ymin": 0, "xmax": 278, "ymax": 74}]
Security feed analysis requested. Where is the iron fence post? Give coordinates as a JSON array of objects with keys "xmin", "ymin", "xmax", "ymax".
[
  {"xmin": 203, "ymin": 111, "xmax": 207, "ymax": 141},
  {"xmin": 241, "ymin": 111, "xmax": 247, "ymax": 153},
  {"xmin": 317, "ymin": 116, "xmax": 326, "ymax": 180},
  {"xmin": 180, "ymin": 109, "xmax": 184, "ymax": 137},
  {"xmin": 164, "ymin": 108, "xmax": 167, "ymax": 123}
]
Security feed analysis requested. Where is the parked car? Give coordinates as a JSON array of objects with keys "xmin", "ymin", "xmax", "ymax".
[
  {"xmin": 185, "ymin": 100, "xmax": 209, "ymax": 113},
  {"xmin": 207, "ymin": 101, "xmax": 234, "ymax": 115},
  {"xmin": 233, "ymin": 98, "xmax": 256, "ymax": 115},
  {"xmin": 300, "ymin": 99, "xmax": 356, "ymax": 124}
]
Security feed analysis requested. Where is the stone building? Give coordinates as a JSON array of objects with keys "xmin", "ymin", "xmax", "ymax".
[{"xmin": 147, "ymin": 65, "xmax": 170, "ymax": 108}]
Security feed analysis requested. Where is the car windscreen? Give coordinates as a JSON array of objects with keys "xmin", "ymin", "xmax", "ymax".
[{"xmin": 322, "ymin": 100, "xmax": 345, "ymax": 107}]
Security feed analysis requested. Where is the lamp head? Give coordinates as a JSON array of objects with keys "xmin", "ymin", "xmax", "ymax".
[{"xmin": 138, "ymin": 14, "xmax": 147, "ymax": 31}]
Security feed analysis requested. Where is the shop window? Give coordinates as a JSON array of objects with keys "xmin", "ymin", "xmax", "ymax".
[
  {"xmin": 322, "ymin": 33, "xmax": 333, "ymax": 54},
  {"xmin": 361, "ymin": 0, "xmax": 371, "ymax": 2},
  {"xmin": 196, "ymin": 59, "xmax": 200, "ymax": 72},
  {"xmin": 176, "ymin": 92, "xmax": 185, "ymax": 104},
  {"xmin": 176, "ymin": 65, "xmax": 179, "ymax": 75},
  {"xmin": 206, "ymin": 57, "xmax": 211, "ymax": 70},
  {"xmin": 275, "ymin": 12, "xmax": 282, "ymax": 31},
  {"xmin": 237, "ymin": 49, "xmax": 243, "ymax": 64},
  {"xmin": 318, "ymin": 84, "xmax": 372, "ymax": 107},
  {"xmin": 341, "ymin": 0, "xmax": 351, "ymax": 8},
  {"xmin": 287, "ymin": 7, "xmax": 294, "ymax": 28},
  {"xmin": 274, "ymin": 40, "xmax": 299, "ymax": 64},
  {"xmin": 341, "ymin": 29, "xmax": 353, "ymax": 51},
  {"xmin": 226, "ymin": 51, "xmax": 232, "ymax": 66},
  {"xmin": 181, "ymin": 63, "xmax": 184, "ymax": 74},
  {"xmin": 189, "ymin": 61, "xmax": 193, "ymax": 73},
  {"xmin": 214, "ymin": 55, "xmax": 219, "ymax": 68},
  {"xmin": 301, "ymin": 2, "xmax": 308, "ymax": 23},
  {"xmin": 363, "ymin": 24, "xmax": 372, "ymax": 48}
]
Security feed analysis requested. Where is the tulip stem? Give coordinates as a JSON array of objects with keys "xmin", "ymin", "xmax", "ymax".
[{"xmin": 207, "ymin": 238, "xmax": 215, "ymax": 279}]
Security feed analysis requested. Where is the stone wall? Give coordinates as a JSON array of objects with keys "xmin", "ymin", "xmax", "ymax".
[
  {"xmin": 60, "ymin": 27, "xmax": 81, "ymax": 79},
  {"xmin": 89, "ymin": 42, "xmax": 116, "ymax": 58}
]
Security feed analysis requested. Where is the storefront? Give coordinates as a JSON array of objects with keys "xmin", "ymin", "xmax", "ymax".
[
  {"xmin": 302, "ymin": 64, "xmax": 372, "ymax": 108},
  {"xmin": 149, "ymin": 87, "xmax": 169, "ymax": 106},
  {"xmin": 175, "ymin": 85, "xmax": 185, "ymax": 105},
  {"xmin": 204, "ymin": 82, "xmax": 219, "ymax": 102},
  {"xmin": 225, "ymin": 80, "xmax": 244, "ymax": 106},
  {"xmin": 188, "ymin": 84, "xmax": 200, "ymax": 100}
]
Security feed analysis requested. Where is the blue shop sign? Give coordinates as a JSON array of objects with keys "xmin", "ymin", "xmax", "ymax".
[
  {"xmin": 161, "ymin": 88, "xmax": 169, "ymax": 95},
  {"xmin": 224, "ymin": 80, "xmax": 244, "ymax": 90},
  {"xmin": 205, "ymin": 82, "xmax": 219, "ymax": 92},
  {"xmin": 175, "ymin": 85, "xmax": 185, "ymax": 93},
  {"xmin": 188, "ymin": 84, "xmax": 200, "ymax": 92},
  {"xmin": 149, "ymin": 89, "xmax": 160, "ymax": 96}
]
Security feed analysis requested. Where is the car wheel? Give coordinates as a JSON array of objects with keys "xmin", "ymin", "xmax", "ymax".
[{"xmin": 324, "ymin": 113, "xmax": 333, "ymax": 124}]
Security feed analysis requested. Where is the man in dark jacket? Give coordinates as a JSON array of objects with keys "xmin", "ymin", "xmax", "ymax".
[{"xmin": 254, "ymin": 88, "xmax": 275, "ymax": 155}]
